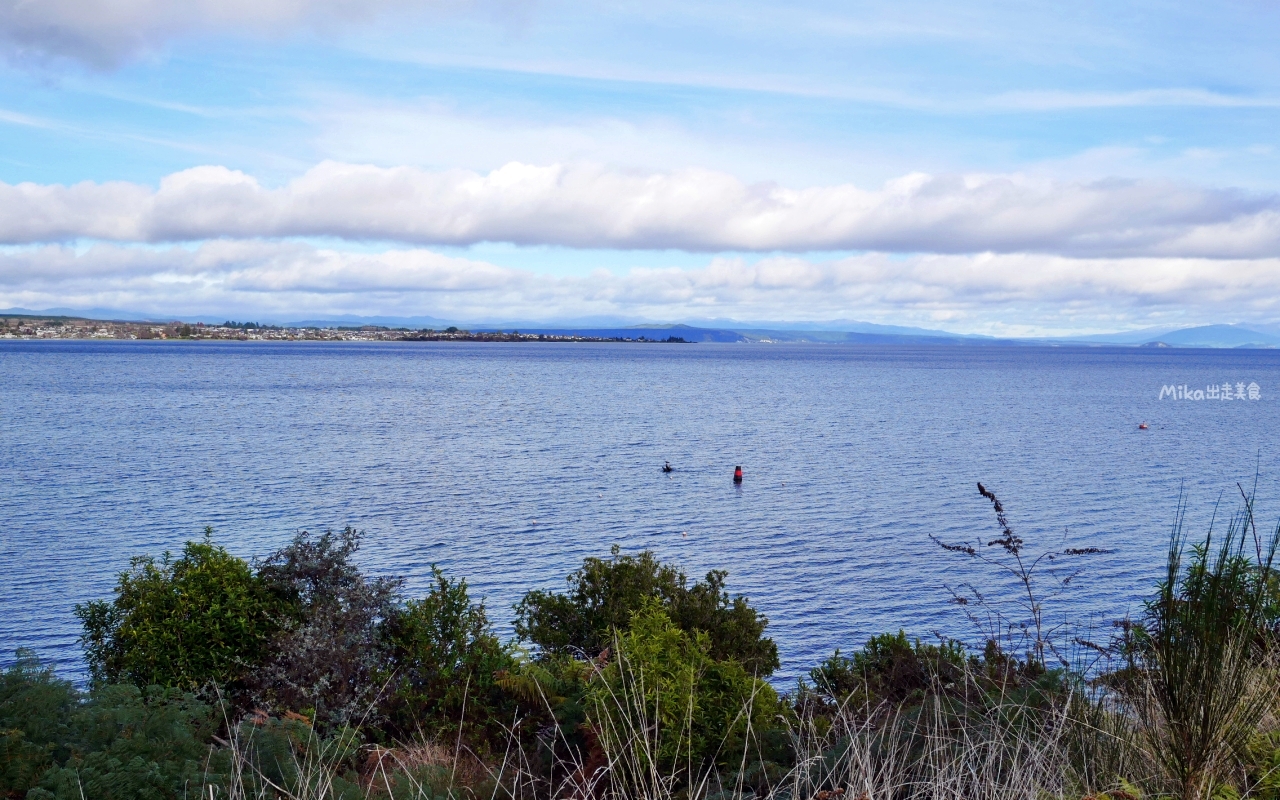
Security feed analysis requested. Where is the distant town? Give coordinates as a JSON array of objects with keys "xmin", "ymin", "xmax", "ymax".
[{"xmin": 0, "ymin": 315, "xmax": 689, "ymax": 344}]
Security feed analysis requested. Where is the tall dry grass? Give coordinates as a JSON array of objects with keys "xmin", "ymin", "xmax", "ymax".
[
  {"xmin": 208, "ymin": 657, "xmax": 1114, "ymax": 800},
  {"xmin": 206, "ymin": 643, "xmax": 1278, "ymax": 800}
]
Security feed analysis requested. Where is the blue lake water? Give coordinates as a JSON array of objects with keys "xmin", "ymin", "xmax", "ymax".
[{"xmin": 4, "ymin": 340, "xmax": 1280, "ymax": 685}]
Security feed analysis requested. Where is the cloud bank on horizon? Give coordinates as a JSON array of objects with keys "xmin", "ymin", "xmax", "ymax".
[
  {"xmin": 9, "ymin": 242, "xmax": 1280, "ymax": 334},
  {"xmin": 1, "ymin": 0, "xmax": 1279, "ymax": 334},
  {"xmin": 5, "ymin": 162, "xmax": 1280, "ymax": 258}
]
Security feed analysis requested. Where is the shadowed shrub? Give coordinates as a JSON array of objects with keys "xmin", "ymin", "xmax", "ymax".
[
  {"xmin": 0, "ymin": 650, "xmax": 78, "ymax": 798},
  {"xmin": 514, "ymin": 546, "xmax": 779, "ymax": 677},
  {"xmin": 246, "ymin": 527, "xmax": 403, "ymax": 733},
  {"xmin": 806, "ymin": 632, "xmax": 967, "ymax": 710},
  {"xmin": 26, "ymin": 684, "xmax": 218, "ymax": 800},
  {"xmin": 380, "ymin": 566, "xmax": 519, "ymax": 749}
]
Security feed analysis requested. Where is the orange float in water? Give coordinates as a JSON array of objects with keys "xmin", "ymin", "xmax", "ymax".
[{"xmin": 733, "ymin": 465, "xmax": 743, "ymax": 483}]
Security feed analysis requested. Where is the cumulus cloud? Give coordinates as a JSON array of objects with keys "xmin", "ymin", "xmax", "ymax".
[
  {"xmin": 0, "ymin": 0, "xmax": 451, "ymax": 68},
  {"xmin": 5, "ymin": 240, "xmax": 1280, "ymax": 333},
  {"xmin": 2, "ymin": 161, "xmax": 1280, "ymax": 258}
]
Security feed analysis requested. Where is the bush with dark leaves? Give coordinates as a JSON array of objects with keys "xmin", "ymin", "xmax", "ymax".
[
  {"xmin": 246, "ymin": 527, "xmax": 403, "ymax": 732},
  {"xmin": 514, "ymin": 546, "xmax": 778, "ymax": 676}
]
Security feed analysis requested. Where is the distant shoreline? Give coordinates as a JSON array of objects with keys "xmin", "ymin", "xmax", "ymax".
[
  {"xmin": 0, "ymin": 316, "xmax": 689, "ymax": 344},
  {"xmin": 5, "ymin": 312, "xmax": 1280, "ymax": 348}
]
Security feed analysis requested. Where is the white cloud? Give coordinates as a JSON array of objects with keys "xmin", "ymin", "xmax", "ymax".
[
  {"xmin": 5, "ymin": 240, "xmax": 1280, "ymax": 334},
  {"xmin": 3, "ymin": 161, "xmax": 1280, "ymax": 258},
  {"xmin": 0, "ymin": 0, "xmax": 462, "ymax": 68}
]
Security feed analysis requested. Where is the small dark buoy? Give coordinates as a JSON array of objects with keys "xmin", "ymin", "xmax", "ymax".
[
  {"xmin": 1138, "ymin": 422, "xmax": 1149, "ymax": 430},
  {"xmin": 662, "ymin": 461, "xmax": 673, "ymax": 473},
  {"xmin": 733, "ymin": 465, "xmax": 743, "ymax": 483}
]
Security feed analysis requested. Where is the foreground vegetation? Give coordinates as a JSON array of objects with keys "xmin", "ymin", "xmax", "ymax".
[{"xmin": 5, "ymin": 486, "xmax": 1280, "ymax": 800}]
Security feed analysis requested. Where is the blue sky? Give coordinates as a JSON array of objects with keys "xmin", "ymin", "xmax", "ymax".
[{"xmin": 2, "ymin": 0, "xmax": 1280, "ymax": 333}]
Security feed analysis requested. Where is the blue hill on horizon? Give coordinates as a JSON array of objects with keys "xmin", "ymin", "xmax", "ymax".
[
  {"xmin": 3, "ymin": 306, "xmax": 1279, "ymax": 348},
  {"xmin": 1052, "ymin": 323, "xmax": 1280, "ymax": 348}
]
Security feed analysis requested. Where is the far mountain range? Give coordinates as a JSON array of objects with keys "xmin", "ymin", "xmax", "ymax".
[{"xmin": 4, "ymin": 307, "xmax": 1280, "ymax": 348}]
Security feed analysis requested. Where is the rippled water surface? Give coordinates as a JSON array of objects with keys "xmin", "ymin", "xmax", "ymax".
[{"xmin": 5, "ymin": 340, "xmax": 1280, "ymax": 683}]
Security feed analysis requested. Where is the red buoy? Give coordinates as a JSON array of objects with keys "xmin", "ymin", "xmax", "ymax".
[{"xmin": 733, "ymin": 465, "xmax": 743, "ymax": 483}]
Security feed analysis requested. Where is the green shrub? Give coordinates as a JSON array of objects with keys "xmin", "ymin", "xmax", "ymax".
[
  {"xmin": 1128, "ymin": 504, "xmax": 1280, "ymax": 800},
  {"xmin": 806, "ymin": 631, "xmax": 967, "ymax": 710},
  {"xmin": 514, "ymin": 546, "xmax": 779, "ymax": 676},
  {"xmin": 381, "ymin": 566, "xmax": 518, "ymax": 748},
  {"xmin": 587, "ymin": 602, "xmax": 780, "ymax": 782},
  {"xmin": 28, "ymin": 684, "xmax": 217, "ymax": 800},
  {"xmin": 803, "ymin": 632, "xmax": 1063, "ymax": 723},
  {"xmin": 0, "ymin": 650, "xmax": 78, "ymax": 797},
  {"xmin": 75, "ymin": 530, "xmax": 281, "ymax": 690},
  {"xmin": 494, "ymin": 653, "xmax": 594, "ymax": 772}
]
